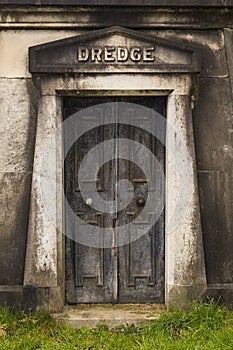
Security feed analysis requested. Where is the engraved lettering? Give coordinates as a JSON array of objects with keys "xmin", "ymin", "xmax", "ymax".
[
  {"xmin": 117, "ymin": 47, "xmax": 128, "ymax": 62},
  {"xmin": 104, "ymin": 46, "xmax": 115, "ymax": 62},
  {"xmin": 143, "ymin": 47, "xmax": 155, "ymax": 62},
  {"xmin": 77, "ymin": 46, "xmax": 89, "ymax": 61},
  {"xmin": 130, "ymin": 47, "xmax": 141, "ymax": 62},
  {"xmin": 91, "ymin": 47, "xmax": 102, "ymax": 62},
  {"xmin": 77, "ymin": 45, "xmax": 156, "ymax": 63}
]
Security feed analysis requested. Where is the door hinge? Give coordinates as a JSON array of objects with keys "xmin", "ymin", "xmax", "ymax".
[{"xmin": 191, "ymin": 95, "xmax": 195, "ymax": 110}]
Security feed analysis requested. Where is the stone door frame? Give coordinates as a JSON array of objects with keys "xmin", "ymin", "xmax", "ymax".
[{"xmin": 23, "ymin": 72, "xmax": 207, "ymax": 311}]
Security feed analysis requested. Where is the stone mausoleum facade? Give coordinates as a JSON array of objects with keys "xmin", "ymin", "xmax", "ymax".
[{"xmin": 0, "ymin": 1, "xmax": 232, "ymax": 311}]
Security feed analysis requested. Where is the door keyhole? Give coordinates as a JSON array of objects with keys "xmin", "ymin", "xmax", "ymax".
[{"xmin": 136, "ymin": 197, "xmax": 145, "ymax": 208}]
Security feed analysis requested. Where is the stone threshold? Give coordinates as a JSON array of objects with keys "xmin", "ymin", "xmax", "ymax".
[{"xmin": 52, "ymin": 303, "xmax": 165, "ymax": 329}]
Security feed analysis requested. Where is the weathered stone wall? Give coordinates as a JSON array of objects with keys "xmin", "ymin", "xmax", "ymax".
[
  {"xmin": 150, "ymin": 29, "xmax": 233, "ymax": 297},
  {"xmin": 0, "ymin": 29, "xmax": 80, "ymax": 289},
  {"xmin": 0, "ymin": 3, "xmax": 232, "ymax": 307},
  {"xmin": 0, "ymin": 78, "xmax": 37, "ymax": 285}
]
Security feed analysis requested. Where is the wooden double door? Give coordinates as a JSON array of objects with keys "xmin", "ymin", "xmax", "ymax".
[{"xmin": 64, "ymin": 96, "xmax": 166, "ymax": 303}]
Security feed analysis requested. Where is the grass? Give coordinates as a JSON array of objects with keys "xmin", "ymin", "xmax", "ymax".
[{"xmin": 0, "ymin": 299, "xmax": 232, "ymax": 349}]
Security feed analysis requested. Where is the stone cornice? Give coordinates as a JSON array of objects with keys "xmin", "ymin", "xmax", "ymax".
[
  {"xmin": 0, "ymin": 6, "xmax": 233, "ymax": 29},
  {"xmin": 0, "ymin": 0, "xmax": 232, "ymax": 7}
]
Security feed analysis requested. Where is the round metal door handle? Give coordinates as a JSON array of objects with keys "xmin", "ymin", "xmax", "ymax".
[
  {"xmin": 136, "ymin": 197, "xmax": 145, "ymax": 207},
  {"xmin": 86, "ymin": 198, "xmax": 93, "ymax": 206}
]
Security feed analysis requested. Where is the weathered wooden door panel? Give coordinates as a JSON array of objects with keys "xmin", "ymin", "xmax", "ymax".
[
  {"xmin": 116, "ymin": 97, "xmax": 165, "ymax": 303},
  {"xmin": 64, "ymin": 96, "xmax": 166, "ymax": 304},
  {"xmin": 64, "ymin": 97, "xmax": 116, "ymax": 303}
]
